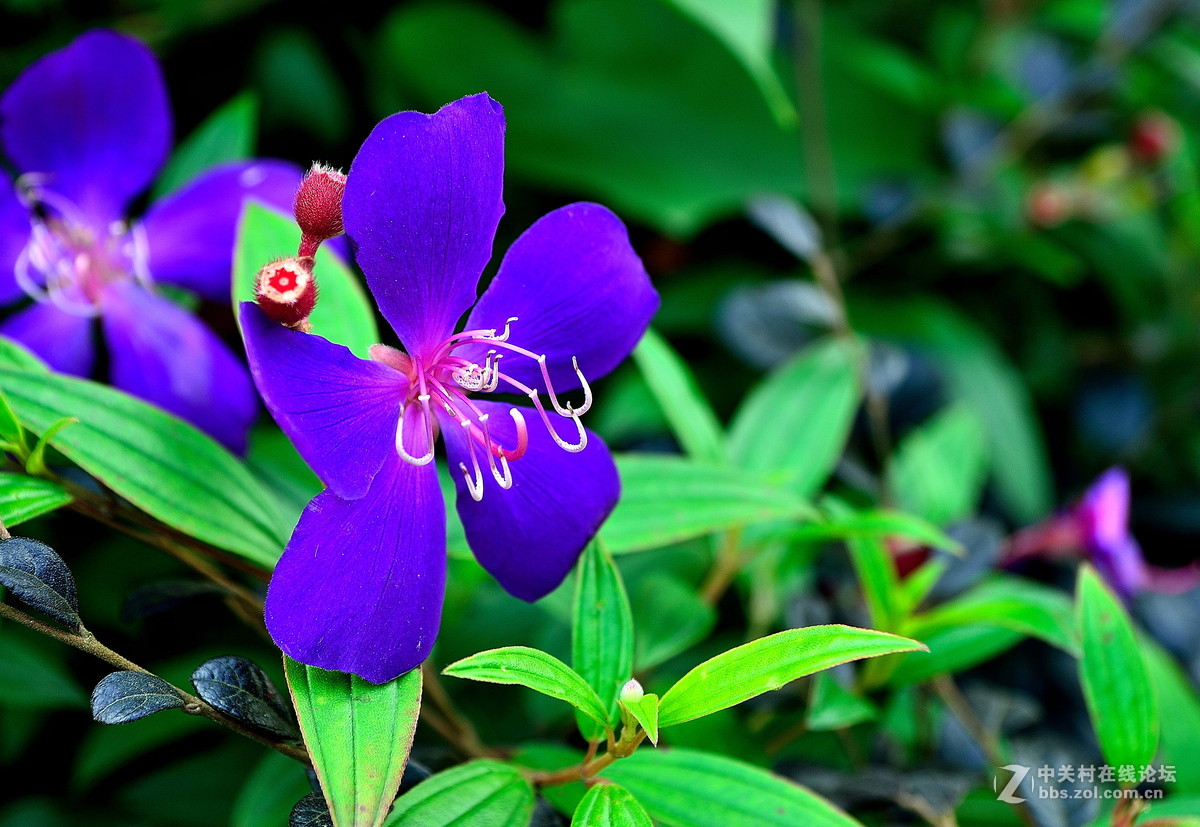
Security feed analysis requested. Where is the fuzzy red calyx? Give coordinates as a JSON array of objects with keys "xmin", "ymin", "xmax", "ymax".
[
  {"xmin": 293, "ymin": 163, "xmax": 347, "ymax": 244},
  {"xmin": 255, "ymin": 257, "xmax": 318, "ymax": 329}
]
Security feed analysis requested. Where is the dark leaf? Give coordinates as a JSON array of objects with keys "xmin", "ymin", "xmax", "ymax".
[
  {"xmin": 121, "ymin": 580, "xmax": 231, "ymax": 622},
  {"xmin": 91, "ymin": 671, "xmax": 183, "ymax": 724},
  {"xmin": 191, "ymin": 656, "xmax": 296, "ymax": 740},
  {"xmin": 0, "ymin": 536, "xmax": 80, "ymax": 630},
  {"xmin": 289, "ymin": 792, "xmax": 333, "ymax": 827}
]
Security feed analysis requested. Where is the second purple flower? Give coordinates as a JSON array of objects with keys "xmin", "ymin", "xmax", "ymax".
[{"xmin": 242, "ymin": 94, "xmax": 659, "ymax": 683}]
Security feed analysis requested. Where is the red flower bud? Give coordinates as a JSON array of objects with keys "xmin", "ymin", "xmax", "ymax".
[
  {"xmin": 293, "ymin": 163, "xmax": 347, "ymax": 250},
  {"xmin": 1026, "ymin": 182, "xmax": 1072, "ymax": 228},
  {"xmin": 1128, "ymin": 111, "xmax": 1179, "ymax": 166},
  {"xmin": 255, "ymin": 258, "xmax": 318, "ymax": 330}
]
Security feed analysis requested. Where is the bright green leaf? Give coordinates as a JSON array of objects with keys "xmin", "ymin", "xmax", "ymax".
[
  {"xmin": 805, "ymin": 672, "xmax": 877, "ymax": 731},
  {"xmin": 1076, "ymin": 566, "xmax": 1159, "ymax": 770},
  {"xmin": 285, "ymin": 659, "xmax": 422, "ymax": 827},
  {"xmin": 657, "ymin": 625, "xmax": 925, "ymax": 727},
  {"xmin": 24, "ymin": 416, "xmax": 77, "ymax": 476},
  {"xmin": 885, "ymin": 623, "xmax": 1023, "ymax": 687},
  {"xmin": 845, "ymin": 536, "xmax": 901, "ymax": 633},
  {"xmin": 0, "ymin": 390, "xmax": 25, "ymax": 452},
  {"xmin": 1142, "ymin": 637, "xmax": 1200, "ymax": 792},
  {"xmin": 443, "ymin": 646, "xmax": 610, "ymax": 727},
  {"xmin": 572, "ymin": 783, "xmax": 654, "ymax": 827},
  {"xmin": 601, "ymin": 748, "xmax": 859, "ymax": 827},
  {"xmin": 0, "ymin": 474, "xmax": 72, "ymax": 527},
  {"xmin": 0, "ymin": 360, "xmax": 289, "ymax": 567},
  {"xmin": 632, "ymin": 328, "xmax": 725, "ymax": 463},
  {"xmin": 233, "ymin": 202, "xmax": 379, "ymax": 357},
  {"xmin": 728, "ymin": 338, "xmax": 860, "ymax": 497},
  {"xmin": 604, "ymin": 455, "xmax": 814, "ymax": 554},
  {"xmin": 573, "ymin": 542, "xmax": 634, "ymax": 739},
  {"xmin": 783, "ymin": 508, "xmax": 962, "ymax": 552},
  {"xmin": 154, "ymin": 93, "xmax": 259, "ymax": 198},
  {"xmin": 383, "ymin": 760, "xmax": 534, "ymax": 826},
  {"xmin": 889, "ymin": 404, "xmax": 989, "ymax": 527},
  {"xmin": 620, "ymin": 692, "xmax": 660, "ymax": 746}
]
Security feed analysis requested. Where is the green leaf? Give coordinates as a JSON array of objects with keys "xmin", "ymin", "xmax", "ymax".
[
  {"xmin": 572, "ymin": 783, "xmax": 654, "ymax": 827},
  {"xmin": 657, "ymin": 625, "xmax": 925, "ymax": 727},
  {"xmin": 728, "ymin": 338, "xmax": 860, "ymax": 497},
  {"xmin": 888, "ymin": 404, "xmax": 989, "ymax": 527},
  {"xmin": 232, "ymin": 752, "xmax": 314, "ymax": 827},
  {"xmin": 443, "ymin": 646, "xmax": 610, "ymax": 728},
  {"xmin": 783, "ymin": 508, "xmax": 962, "ymax": 552},
  {"xmin": 24, "ymin": 415, "xmax": 77, "ymax": 476},
  {"xmin": 661, "ymin": 0, "xmax": 794, "ymax": 127},
  {"xmin": 907, "ymin": 575, "xmax": 1078, "ymax": 655},
  {"xmin": 604, "ymin": 455, "xmax": 814, "ymax": 554},
  {"xmin": 0, "ymin": 339, "xmax": 46, "ymax": 373},
  {"xmin": 0, "ymin": 632, "xmax": 85, "ymax": 709},
  {"xmin": 153, "ymin": 92, "xmax": 259, "ymax": 198},
  {"xmin": 0, "ymin": 390, "xmax": 25, "ymax": 452},
  {"xmin": 805, "ymin": 672, "xmax": 877, "ymax": 731},
  {"xmin": 0, "ymin": 361, "xmax": 289, "ymax": 567},
  {"xmin": 1076, "ymin": 565, "xmax": 1159, "ymax": 770},
  {"xmin": 0, "ymin": 474, "xmax": 72, "ymax": 527},
  {"xmin": 1142, "ymin": 638, "xmax": 1200, "ymax": 792},
  {"xmin": 233, "ymin": 202, "xmax": 379, "ymax": 357},
  {"xmin": 845, "ymin": 536, "xmax": 901, "ymax": 633},
  {"xmin": 383, "ymin": 760, "xmax": 535, "ymax": 826},
  {"xmin": 285, "ymin": 659, "xmax": 422, "ymax": 827},
  {"xmin": 601, "ymin": 748, "xmax": 859, "ymax": 827},
  {"xmin": 572, "ymin": 542, "xmax": 634, "ymax": 739},
  {"xmin": 885, "ymin": 623, "xmax": 1023, "ymax": 687},
  {"xmin": 632, "ymin": 328, "xmax": 725, "ymax": 463},
  {"xmin": 632, "ymin": 573, "xmax": 715, "ymax": 671},
  {"xmin": 620, "ymin": 692, "xmax": 660, "ymax": 745}
]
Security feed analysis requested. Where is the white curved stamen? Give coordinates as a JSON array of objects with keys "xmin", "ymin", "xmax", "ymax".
[
  {"xmin": 457, "ymin": 419, "xmax": 484, "ymax": 501},
  {"xmin": 527, "ymin": 391, "xmax": 587, "ymax": 452},
  {"xmin": 395, "ymin": 398, "xmax": 436, "ymax": 465},
  {"xmin": 126, "ymin": 222, "xmax": 154, "ymax": 291},
  {"xmin": 476, "ymin": 414, "xmax": 514, "ymax": 489}
]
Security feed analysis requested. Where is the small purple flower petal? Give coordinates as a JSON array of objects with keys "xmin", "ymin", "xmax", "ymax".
[
  {"xmin": 265, "ymin": 455, "xmax": 446, "ymax": 683},
  {"xmin": 240, "ymin": 303, "xmax": 409, "ymax": 499},
  {"xmin": 0, "ymin": 302, "xmax": 95, "ymax": 376},
  {"xmin": 439, "ymin": 398, "xmax": 619, "ymax": 602},
  {"xmin": 0, "ymin": 181, "xmax": 30, "ymax": 305},
  {"xmin": 1093, "ymin": 535, "xmax": 1148, "ymax": 599},
  {"xmin": 1076, "ymin": 468, "xmax": 1148, "ymax": 598},
  {"xmin": 142, "ymin": 161, "xmax": 303, "ymax": 303},
  {"xmin": 463, "ymin": 203, "xmax": 659, "ymax": 393},
  {"xmin": 1, "ymin": 30, "xmax": 170, "ymax": 224},
  {"xmin": 101, "ymin": 283, "xmax": 256, "ymax": 453},
  {"xmin": 342, "ymin": 94, "xmax": 505, "ymax": 355}
]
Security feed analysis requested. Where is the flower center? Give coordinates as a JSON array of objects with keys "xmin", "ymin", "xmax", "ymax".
[
  {"xmin": 369, "ymin": 317, "xmax": 593, "ymax": 501},
  {"xmin": 14, "ymin": 175, "xmax": 150, "ymax": 317}
]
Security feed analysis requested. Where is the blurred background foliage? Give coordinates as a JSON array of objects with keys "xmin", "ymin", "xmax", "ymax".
[{"xmin": 3, "ymin": 0, "xmax": 1200, "ymax": 824}]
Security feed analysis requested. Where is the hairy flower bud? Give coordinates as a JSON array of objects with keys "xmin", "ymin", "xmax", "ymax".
[
  {"xmin": 294, "ymin": 163, "xmax": 347, "ymax": 253},
  {"xmin": 255, "ymin": 258, "xmax": 317, "ymax": 330},
  {"xmin": 619, "ymin": 679, "xmax": 644, "ymax": 705}
]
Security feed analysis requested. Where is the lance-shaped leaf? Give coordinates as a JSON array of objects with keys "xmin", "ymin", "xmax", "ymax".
[
  {"xmin": 601, "ymin": 748, "xmax": 859, "ymax": 827},
  {"xmin": 91, "ymin": 671, "xmax": 183, "ymax": 724},
  {"xmin": 1077, "ymin": 565, "xmax": 1159, "ymax": 770},
  {"xmin": 383, "ymin": 760, "xmax": 534, "ymax": 826},
  {"xmin": 620, "ymin": 691, "xmax": 660, "ymax": 746},
  {"xmin": 0, "ymin": 536, "xmax": 80, "ymax": 630},
  {"xmin": 192, "ymin": 656, "xmax": 296, "ymax": 740},
  {"xmin": 657, "ymin": 625, "xmax": 926, "ymax": 727},
  {"xmin": 155, "ymin": 92, "xmax": 259, "ymax": 198},
  {"xmin": 0, "ymin": 389, "xmax": 26, "ymax": 451},
  {"xmin": 0, "ymin": 354, "xmax": 290, "ymax": 568},
  {"xmin": 25, "ymin": 416, "xmax": 78, "ymax": 476},
  {"xmin": 285, "ymin": 659, "xmax": 421, "ymax": 827},
  {"xmin": 604, "ymin": 455, "xmax": 814, "ymax": 554},
  {"xmin": 572, "ymin": 783, "xmax": 654, "ymax": 827},
  {"xmin": 0, "ymin": 474, "xmax": 72, "ymax": 528},
  {"xmin": 443, "ymin": 646, "xmax": 610, "ymax": 728},
  {"xmin": 632, "ymin": 328, "xmax": 725, "ymax": 463},
  {"xmin": 573, "ymin": 542, "xmax": 634, "ymax": 739}
]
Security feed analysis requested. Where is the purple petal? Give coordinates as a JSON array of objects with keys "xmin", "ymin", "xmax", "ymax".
[
  {"xmin": 142, "ymin": 161, "xmax": 303, "ymax": 303},
  {"xmin": 439, "ymin": 398, "xmax": 618, "ymax": 601},
  {"xmin": 461, "ymin": 203, "xmax": 658, "ymax": 394},
  {"xmin": 240, "ymin": 302, "xmax": 408, "ymax": 499},
  {"xmin": 1, "ymin": 30, "xmax": 170, "ymax": 224},
  {"xmin": 265, "ymin": 455, "xmax": 446, "ymax": 683},
  {"xmin": 0, "ymin": 302, "xmax": 95, "ymax": 376},
  {"xmin": 0, "ymin": 182, "xmax": 30, "ymax": 305},
  {"xmin": 1093, "ymin": 536, "xmax": 1148, "ymax": 599},
  {"xmin": 1077, "ymin": 467, "xmax": 1130, "ymax": 552},
  {"xmin": 342, "ymin": 94, "xmax": 505, "ymax": 355},
  {"xmin": 101, "ymin": 283, "xmax": 256, "ymax": 453}
]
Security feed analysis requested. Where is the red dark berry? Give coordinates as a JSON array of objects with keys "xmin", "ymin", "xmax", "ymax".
[
  {"xmin": 1128, "ymin": 112, "xmax": 1179, "ymax": 166},
  {"xmin": 255, "ymin": 258, "xmax": 318, "ymax": 329}
]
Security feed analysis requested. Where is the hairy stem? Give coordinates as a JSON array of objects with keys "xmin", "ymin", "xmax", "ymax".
[{"xmin": 0, "ymin": 601, "xmax": 310, "ymax": 765}]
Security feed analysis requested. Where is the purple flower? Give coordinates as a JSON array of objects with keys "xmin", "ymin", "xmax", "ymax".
[
  {"xmin": 241, "ymin": 94, "xmax": 658, "ymax": 683},
  {"xmin": 0, "ymin": 30, "xmax": 304, "ymax": 452},
  {"xmin": 1075, "ymin": 468, "xmax": 1148, "ymax": 598}
]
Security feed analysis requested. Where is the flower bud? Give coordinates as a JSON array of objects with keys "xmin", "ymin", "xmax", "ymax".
[
  {"xmin": 294, "ymin": 163, "xmax": 347, "ymax": 251},
  {"xmin": 619, "ymin": 679, "xmax": 644, "ymax": 705},
  {"xmin": 1026, "ymin": 182, "xmax": 1072, "ymax": 228},
  {"xmin": 1128, "ymin": 111, "xmax": 1179, "ymax": 166},
  {"xmin": 255, "ymin": 258, "xmax": 317, "ymax": 330}
]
